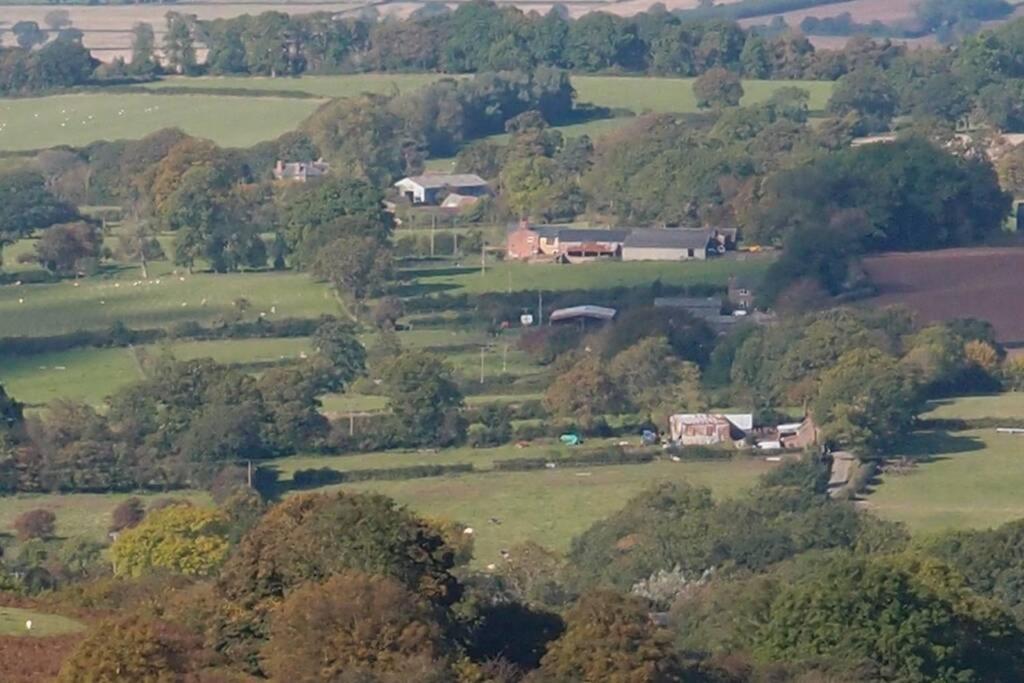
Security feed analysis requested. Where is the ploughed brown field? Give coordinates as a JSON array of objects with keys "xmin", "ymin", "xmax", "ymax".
[{"xmin": 862, "ymin": 247, "xmax": 1024, "ymax": 345}]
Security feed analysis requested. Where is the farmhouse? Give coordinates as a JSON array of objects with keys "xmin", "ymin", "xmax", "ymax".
[
  {"xmin": 669, "ymin": 413, "xmax": 753, "ymax": 445},
  {"xmin": 273, "ymin": 159, "xmax": 330, "ymax": 182},
  {"xmin": 394, "ymin": 173, "xmax": 489, "ymax": 205},
  {"xmin": 506, "ymin": 222, "xmax": 630, "ymax": 261}
]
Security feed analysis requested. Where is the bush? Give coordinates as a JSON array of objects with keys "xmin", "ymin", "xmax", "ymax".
[
  {"xmin": 13, "ymin": 509, "xmax": 56, "ymax": 541},
  {"xmin": 109, "ymin": 498, "xmax": 145, "ymax": 533}
]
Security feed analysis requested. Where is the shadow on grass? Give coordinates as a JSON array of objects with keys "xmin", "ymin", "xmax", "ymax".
[{"xmin": 893, "ymin": 430, "xmax": 988, "ymax": 463}]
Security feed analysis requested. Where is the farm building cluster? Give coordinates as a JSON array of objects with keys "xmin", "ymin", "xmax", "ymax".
[
  {"xmin": 505, "ymin": 221, "xmax": 738, "ymax": 263},
  {"xmin": 668, "ymin": 413, "xmax": 819, "ymax": 451}
]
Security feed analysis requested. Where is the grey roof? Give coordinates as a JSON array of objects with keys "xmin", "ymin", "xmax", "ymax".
[
  {"xmin": 655, "ymin": 296, "xmax": 722, "ymax": 310},
  {"xmin": 549, "ymin": 305, "xmax": 617, "ymax": 322},
  {"xmin": 624, "ymin": 228, "xmax": 711, "ymax": 250},
  {"xmin": 536, "ymin": 227, "xmax": 631, "ymax": 243},
  {"xmin": 398, "ymin": 173, "xmax": 488, "ymax": 189}
]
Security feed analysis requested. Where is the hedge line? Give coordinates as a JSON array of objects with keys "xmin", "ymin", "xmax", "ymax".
[
  {"xmin": 0, "ymin": 316, "xmax": 331, "ymax": 356},
  {"xmin": 290, "ymin": 462, "xmax": 474, "ymax": 489},
  {"xmin": 492, "ymin": 447, "xmax": 655, "ymax": 471}
]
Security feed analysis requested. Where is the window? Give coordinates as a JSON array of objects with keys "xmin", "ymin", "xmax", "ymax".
[{"xmin": 686, "ymin": 248, "xmax": 695, "ymax": 258}]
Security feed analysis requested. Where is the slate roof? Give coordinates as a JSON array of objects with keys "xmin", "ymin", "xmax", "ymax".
[
  {"xmin": 624, "ymin": 228, "xmax": 712, "ymax": 250},
  {"xmin": 399, "ymin": 173, "xmax": 488, "ymax": 189}
]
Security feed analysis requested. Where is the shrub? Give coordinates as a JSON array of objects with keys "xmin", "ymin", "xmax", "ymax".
[
  {"xmin": 109, "ymin": 498, "xmax": 145, "ymax": 533},
  {"xmin": 13, "ymin": 509, "xmax": 56, "ymax": 541}
]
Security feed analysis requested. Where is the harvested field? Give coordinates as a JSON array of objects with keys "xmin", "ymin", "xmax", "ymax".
[
  {"xmin": 862, "ymin": 247, "xmax": 1024, "ymax": 345},
  {"xmin": 738, "ymin": 0, "xmax": 919, "ymax": 27}
]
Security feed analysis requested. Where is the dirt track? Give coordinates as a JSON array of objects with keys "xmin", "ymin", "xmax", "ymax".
[{"xmin": 862, "ymin": 247, "xmax": 1024, "ymax": 345}]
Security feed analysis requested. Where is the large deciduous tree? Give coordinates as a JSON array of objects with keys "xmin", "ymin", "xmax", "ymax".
[
  {"xmin": 110, "ymin": 504, "xmax": 230, "ymax": 577},
  {"xmin": 382, "ymin": 351, "xmax": 465, "ymax": 447},
  {"xmin": 261, "ymin": 571, "xmax": 448, "ymax": 681}
]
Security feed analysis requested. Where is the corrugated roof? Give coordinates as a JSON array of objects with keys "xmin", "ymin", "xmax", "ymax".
[
  {"xmin": 398, "ymin": 173, "xmax": 488, "ymax": 189},
  {"xmin": 624, "ymin": 228, "xmax": 711, "ymax": 250},
  {"xmin": 534, "ymin": 227, "xmax": 630, "ymax": 243},
  {"xmin": 549, "ymin": 305, "xmax": 617, "ymax": 322}
]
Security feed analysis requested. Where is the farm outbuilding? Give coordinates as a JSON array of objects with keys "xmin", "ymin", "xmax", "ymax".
[
  {"xmin": 669, "ymin": 413, "xmax": 753, "ymax": 445},
  {"xmin": 622, "ymin": 228, "xmax": 713, "ymax": 261},
  {"xmin": 506, "ymin": 222, "xmax": 629, "ymax": 262},
  {"xmin": 394, "ymin": 173, "xmax": 489, "ymax": 205},
  {"xmin": 548, "ymin": 305, "xmax": 617, "ymax": 328},
  {"xmin": 273, "ymin": 159, "xmax": 330, "ymax": 182}
]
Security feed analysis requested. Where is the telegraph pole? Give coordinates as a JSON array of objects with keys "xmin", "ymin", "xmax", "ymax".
[
  {"xmin": 480, "ymin": 346, "xmax": 486, "ymax": 384},
  {"xmin": 538, "ymin": 291, "xmax": 543, "ymax": 325}
]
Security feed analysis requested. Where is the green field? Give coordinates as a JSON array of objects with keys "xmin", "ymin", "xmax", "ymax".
[
  {"xmin": 0, "ymin": 347, "xmax": 141, "ymax": 406},
  {"xmin": 0, "ymin": 606, "xmax": 85, "ymax": 637},
  {"xmin": 334, "ymin": 457, "xmax": 774, "ymax": 567},
  {"xmin": 0, "ymin": 75, "xmax": 833, "ymax": 152},
  {"xmin": 0, "ymin": 490, "xmax": 211, "ymax": 545},
  {"xmin": 0, "ymin": 93, "xmax": 323, "ymax": 151},
  {"xmin": 0, "ymin": 271, "xmax": 338, "ymax": 338},
  {"xmin": 408, "ymin": 254, "xmax": 773, "ymax": 295},
  {"xmin": 867, "ymin": 394, "xmax": 1024, "ymax": 533}
]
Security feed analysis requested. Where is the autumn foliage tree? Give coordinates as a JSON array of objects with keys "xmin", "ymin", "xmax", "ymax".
[
  {"xmin": 110, "ymin": 504, "xmax": 230, "ymax": 577},
  {"xmin": 212, "ymin": 491, "xmax": 461, "ymax": 671},
  {"xmin": 13, "ymin": 508, "xmax": 56, "ymax": 541},
  {"xmin": 537, "ymin": 590, "xmax": 682, "ymax": 682},
  {"xmin": 261, "ymin": 571, "xmax": 448, "ymax": 681},
  {"xmin": 57, "ymin": 616, "xmax": 199, "ymax": 683}
]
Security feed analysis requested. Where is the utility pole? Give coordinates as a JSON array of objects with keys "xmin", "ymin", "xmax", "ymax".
[
  {"xmin": 481, "ymin": 242, "xmax": 486, "ymax": 275},
  {"xmin": 507, "ymin": 266, "xmax": 512, "ymax": 294},
  {"xmin": 430, "ymin": 215, "xmax": 436, "ymax": 257},
  {"xmin": 502, "ymin": 343, "xmax": 508, "ymax": 373},
  {"xmin": 246, "ymin": 460, "xmax": 253, "ymax": 488},
  {"xmin": 349, "ymin": 411, "xmax": 355, "ymax": 436},
  {"xmin": 453, "ymin": 231, "xmax": 459, "ymax": 256},
  {"xmin": 480, "ymin": 346, "xmax": 486, "ymax": 384},
  {"xmin": 538, "ymin": 291, "xmax": 544, "ymax": 325}
]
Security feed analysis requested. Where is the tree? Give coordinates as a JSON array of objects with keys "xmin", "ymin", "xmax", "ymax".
[
  {"xmin": 109, "ymin": 497, "xmax": 146, "ymax": 533},
  {"xmin": 609, "ymin": 336, "xmax": 705, "ymax": 423},
  {"xmin": 128, "ymin": 22, "xmax": 160, "ymax": 76},
  {"xmin": 12, "ymin": 21, "xmax": 47, "ymax": 50},
  {"xmin": 312, "ymin": 235, "xmax": 393, "ymax": 301},
  {"xmin": 827, "ymin": 67, "xmax": 898, "ymax": 133},
  {"xmin": 753, "ymin": 553, "xmax": 1024, "ymax": 682},
  {"xmin": 261, "ymin": 572, "xmax": 447, "ymax": 681},
  {"xmin": 110, "ymin": 504, "xmax": 230, "ymax": 577},
  {"xmin": 0, "ymin": 171, "xmax": 78, "ymax": 267},
  {"xmin": 163, "ymin": 12, "xmax": 197, "ymax": 75},
  {"xmin": 693, "ymin": 66, "xmax": 744, "ymax": 109},
  {"xmin": 310, "ymin": 319, "xmax": 367, "ymax": 391},
  {"xmin": 812, "ymin": 348, "xmax": 921, "ymax": 456},
  {"xmin": 57, "ymin": 616, "xmax": 198, "ymax": 683},
  {"xmin": 115, "ymin": 221, "xmax": 165, "ymax": 279},
  {"xmin": 538, "ymin": 590, "xmax": 682, "ymax": 682},
  {"xmin": 543, "ymin": 355, "xmax": 622, "ymax": 424},
  {"xmin": 213, "ymin": 491, "xmax": 461, "ymax": 670},
  {"xmin": 33, "ymin": 221, "xmax": 102, "ymax": 275},
  {"xmin": 13, "ymin": 509, "xmax": 56, "ymax": 541},
  {"xmin": 382, "ymin": 351, "xmax": 465, "ymax": 447},
  {"xmin": 43, "ymin": 9, "xmax": 71, "ymax": 32}
]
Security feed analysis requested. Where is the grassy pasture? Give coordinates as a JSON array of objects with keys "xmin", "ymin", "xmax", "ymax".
[
  {"xmin": 0, "ymin": 606, "xmax": 85, "ymax": 637},
  {"xmin": 0, "ymin": 75, "xmax": 833, "ymax": 152},
  {"xmin": 867, "ymin": 394, "xmax": 1024, "ymax": 533},
  {"xmin": 405, "ymin": 254, "xmax": 773, "ymax": 295},
  {"xmin": 0, "ymin": 490, "xmax": 211, "ymax": 546},
  {"xmin": 335, "ymin": 457, "xmax": 774, "ymax": 566},
  {"xmin": 0, "ymin": 271, "xmax": 338, "ymax": 338},
  {"xmin": 0, "ymin": 347, "xmax": 140, "ymax": 406},
  {"xmin": 0, "ymin": 93, "xmax": 322, "ymax": 151}
]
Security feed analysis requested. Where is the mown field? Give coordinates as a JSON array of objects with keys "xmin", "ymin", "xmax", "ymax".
[
  {"xmin": 0, "ymin": 75, "xmax": 833, "ymax": 152},
  {"xmin": 867, "ymin": 394, "xmax": 1024, "ymax": 533},
  {"xmin": 0, "ymin": 270, "xmax": 338, "ymax": 338},
  {"xmin": 408, "ymin": 254, "xmax": 772, "ymax": 295},
  {"xmin": 0, "ymin": 606, "xmax": 84, "ymax": 637},
  {"xmin": 335, "ymin": 456, "xmax": 774, "ymax": 567}
]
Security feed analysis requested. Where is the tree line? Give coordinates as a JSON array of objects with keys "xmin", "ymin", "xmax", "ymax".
[{"xmin": 8, "ymin": 459, "xmax": 1024, "ymax": 681}]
